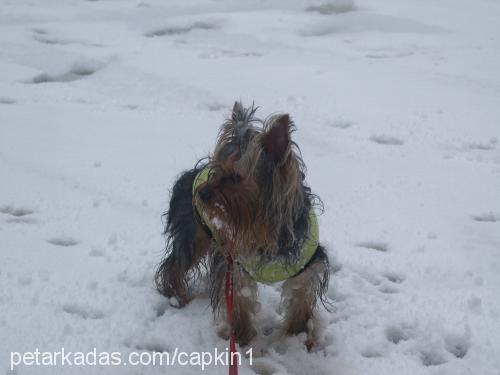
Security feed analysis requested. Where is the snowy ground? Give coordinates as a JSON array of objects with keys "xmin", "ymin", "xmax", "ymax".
[{"xmin": 1, "ymin": 0, "xmax": 499, "ymax": 374}]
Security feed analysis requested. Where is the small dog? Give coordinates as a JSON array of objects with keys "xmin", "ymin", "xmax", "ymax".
[{"xmin": 155, "ymin": 102, "xmax": 330, "ymax": 348}]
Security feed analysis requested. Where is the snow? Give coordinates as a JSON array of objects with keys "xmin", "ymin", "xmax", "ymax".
[
  {"xmin": 211, "ymin": 217, "xmax": 227, "ymax": 231},
  {"xmin": 1, "ymin": 0, "xmax": 499, "ymax": 374}
]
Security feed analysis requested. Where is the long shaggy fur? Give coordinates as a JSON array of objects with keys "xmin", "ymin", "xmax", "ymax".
[
  {"xmin": 155, "ymin": 102, "xmax": 330, "ymax": 348},
  {"xmin": 154, "ymin": 164, "xmax": 210, "ymax": 306}
]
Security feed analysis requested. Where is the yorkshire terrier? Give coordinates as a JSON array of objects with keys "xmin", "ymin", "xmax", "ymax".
[{"xmin": 155, "ymin": 102, "xmax": 330, "ymax": 348}]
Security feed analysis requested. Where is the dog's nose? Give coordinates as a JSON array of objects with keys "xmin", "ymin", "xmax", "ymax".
[{"xmin": 198, "ymin": 186, "xmax": 212, "ymax": 202}]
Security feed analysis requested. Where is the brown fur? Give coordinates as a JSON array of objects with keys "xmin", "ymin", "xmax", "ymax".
[{"xmin": 155, "ymin": 102, "xmax": 330, "ymax": 349}]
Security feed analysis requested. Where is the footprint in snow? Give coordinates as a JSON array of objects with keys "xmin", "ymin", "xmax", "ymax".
[
  {"xmin": 124, "ymin": 338, "xmax": 169, "ymax": 353},
  {"xmin": 145, "ymin": 21, "xmax": 219, "ymax": 37},
  {"xmin": 444, "ymin": 331, "xmax": 470, "ymax": 358},
  {"xmin": 366, "ymin": 51, "xmax": 414, "ymax": 59},
  {"xmin": 1, "ymin": 205, "xmax": 37, "ymax": 223},
  {"xmin": 33, "ymin": 32, "xmax": 104, "ymax": 47},
  {"xmin": 62, "ymin": 303, "xmax": 104, "ymax": 319},
  {"xmin": 385, "ymin": 325, "xmax": 412, "ymax": 344},
  {"xmin": 122, "ymin": 104, "xmax": 140, "ymax": 110},
  {"xmin": 47, "ymin": 237, "xmax": 79, "ymax": 247},
  {"xmin": 305, "ymin": 2, "xmax": 355, "ymax": 15},
  {"xmin": 382, "ymin": 271, "xmax": 405, "ymax": 284},
  {"xmin": 420, "ymin": 349, "xmax": 447, "ymax": 366},
  {"xmin": 369, "ymin": 134, "xmax": 404, "ymax": 146},
  {"xmin": 379, "ymin": 284, "xmax": 399, "ymax": 294},
  {"xmin": 359, "ymin": 270, "xmax": 383, "ymax": 286},
  {"xmin": 32, "ymin": 28, "xmax": 49, "ymax": 35},
  {"xmin": 0, "ymin": 97, "xmax": 16, "ymax": 104},
  {"xmin": 328, "ymin": 119, "xmax": 354, "ymax": 129},
  {"xmin": 360, "ymin": 347, "xmax": 384, "ymax": 358},
  {"xmin": 0, "ymin": 205, "xmax": 35, "ymax": 217},
  {"xmin": 33, "ymin": 34, "xmax": 71, "ymax": 46},
  {"xmin": 355, "ymin": 241, "xmax": 388, "ymax": 252},
  {"xmin": 29, "ymin": 63, "xmax": 101, "ymax": 84},
  {"xmin": 462, "ymin": 141, "xmax": 496, "ymax": 151},
  {"xmin": 472, "ymin": 212, "xmax": 499, "ymax": 223}
]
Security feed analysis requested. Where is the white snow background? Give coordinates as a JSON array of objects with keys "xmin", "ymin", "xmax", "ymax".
[{"xmin": 1, "ymin": 0, "xmax": 499, "ymax": 374}]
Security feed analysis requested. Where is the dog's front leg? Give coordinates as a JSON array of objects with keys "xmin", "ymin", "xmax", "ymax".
[
  {"xmin": 232, "ymin": 265, "xmax": 258, "ymax": 346},
  {"xmin": 281, "ymin": 246, "xmax": 329, "ymax": 350},
  {"xmin": 213, "ymin": 257, "xmax": 258, "ymax": 346}
]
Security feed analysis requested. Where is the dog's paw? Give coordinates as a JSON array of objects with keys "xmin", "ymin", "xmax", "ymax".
[
  {"xmin": 235, "ymin": 327, "xmax": 257, "ymax": 347},
  {"xmin": 283, "ymin": 318, "xmax": 317, "ymax": 351},
  {"xmin": 305, "ymin": 337, "xmax": 315, "ymax": 352},
  {"xmin": 175, "ymin": 298, "xmax": 192, "ymax": 308},
  {"xmin": 166, "ymin": 295, "xmax": 190, "ymax": 308},
  {"xmin": 217, "ymin": 323, "xmax": 256, "ymax": 346},
  {"xmin": 216, "ymin": 323, "xmax": 230, "ymax": 341}
]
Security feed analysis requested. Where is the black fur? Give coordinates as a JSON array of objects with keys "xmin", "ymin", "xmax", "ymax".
[{"xmin": 154, "ymin": 164, "xmax": 207, "ymax": 302}]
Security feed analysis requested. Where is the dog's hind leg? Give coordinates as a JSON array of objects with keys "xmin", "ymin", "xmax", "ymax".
[
  {"xmin": 155, "ymin": 167, "xmax": 211, "ymax": 307},
  {"xmin": 155, "ymin": 226, "xmax": 211, "ymax": 307},
  {"xmin": 281, "ymin": 244, "xmax": 330, "ymax": 349}
]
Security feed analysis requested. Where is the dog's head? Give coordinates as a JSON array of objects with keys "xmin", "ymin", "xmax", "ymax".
[{"xmin": 195, "ymin": 103, "xmax": 307, "ymax": 255}]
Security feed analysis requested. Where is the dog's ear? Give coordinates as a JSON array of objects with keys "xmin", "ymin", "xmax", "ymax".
[{"xmin": 262, "ymin": 114, "xmax": 292, "ymax": 163}]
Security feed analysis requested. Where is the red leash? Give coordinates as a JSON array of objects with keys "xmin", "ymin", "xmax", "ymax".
[{"xmin": 225, "ymin": 255, "xmax": 238, "ymax": 375}]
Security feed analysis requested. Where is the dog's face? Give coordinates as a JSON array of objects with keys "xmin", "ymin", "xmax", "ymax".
[{"xmin": 195, "ymin": 114, "xmax": 305, "ymax": 254}]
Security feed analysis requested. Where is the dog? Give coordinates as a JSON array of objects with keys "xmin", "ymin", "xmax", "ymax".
[{"xmin": 155, "ymin": 102, "xmax": 330, "ymax": 349}]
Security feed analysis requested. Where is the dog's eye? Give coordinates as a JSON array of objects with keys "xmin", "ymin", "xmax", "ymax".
[
  {"xmin": 220, "ymin": 173, "xmax": 242, "ymax": 184},
  {"xmin": 230, "ymin": 173, "xmax": 242, "ymax": 183}
]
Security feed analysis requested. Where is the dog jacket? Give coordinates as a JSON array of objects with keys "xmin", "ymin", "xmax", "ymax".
[{"xmin": 193, "ymin": 167, "xmax": 319, "ymax": 284}]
